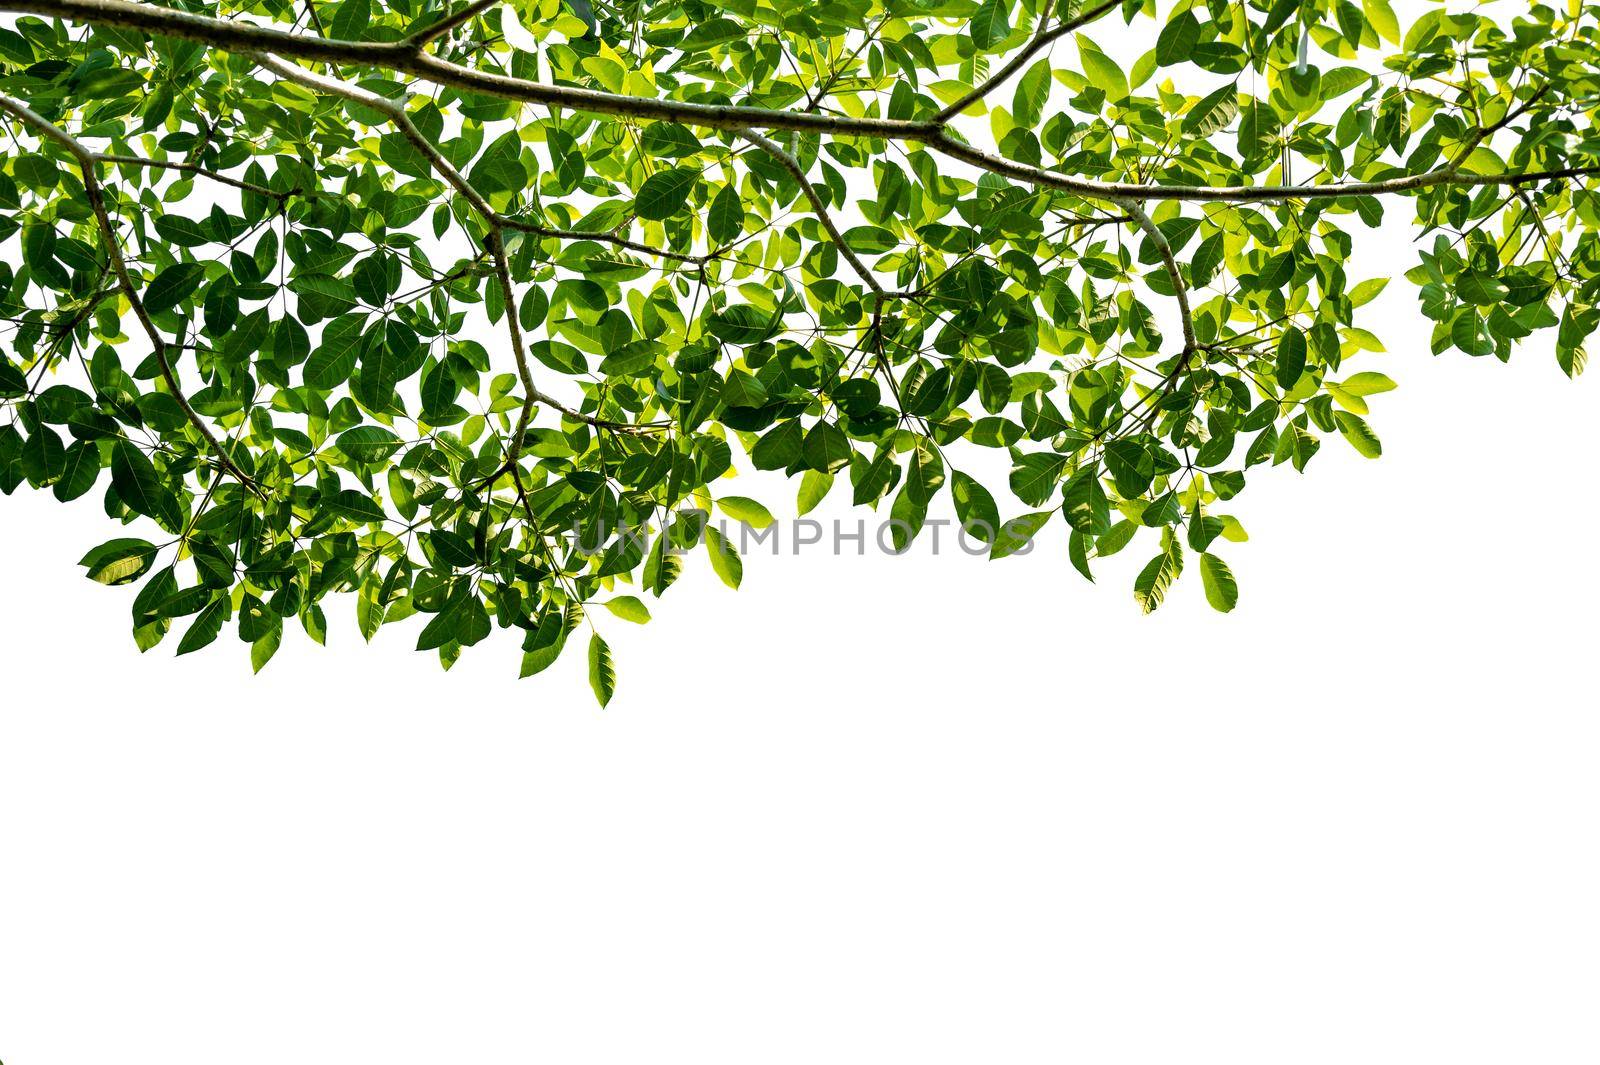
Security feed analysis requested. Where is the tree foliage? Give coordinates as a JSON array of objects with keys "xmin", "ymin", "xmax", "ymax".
[{"xmin": 0, "ymin": 0, "xmax": 1596, "ymax": 699}]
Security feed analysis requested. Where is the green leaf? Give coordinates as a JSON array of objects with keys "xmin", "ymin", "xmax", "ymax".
[
  {"xmin": 718, "ymin": 495, "xmax": 774, "ymax": 528},
  {"xmin": 720, "ymin": 369, "xmax": 769, "ymax": 408},
  {"xmin": 21, "ymin": 425, "xmax": 65, "ymax": 486},
  {"xmin": 1335, "ymin": 411, "xmax": 1382, "ymax": 458},
  {"xmin": 1156, "ymin": 11, "xmax": 1201, "ymax": 66},
  {"xmin": 251, "ymin": 624, "xmax": 282, "ymax": 673},
  {"xmin": 416, "ymin": 584, "xmax": 490, "ymax": 651},
  {"xmin": 751, "ymin": 419, "xmax": 803, "ymax": 471},
  {"xmin": 469, "ymin": 128, "xmax": 527, "ymax": 194},
  {"xmin": 336, "ymin": 425, "xmax": 403, "ymax": 465},
  {"xmin": 54, "ymin": 438, "xmax": 101, "ymax": 502},
  {"xmin": 796, "ymin": 470, "xmax": 833, "ymax": 516},
  {"xmin": 635, "ymin": 167, "xmax": 696, "ymax": 220},
  {"xmin": 1275, "ymin": 326, "xmax": 1307, "ymax": 389},
  {"xmin": 952, "ymin": 470, "xmax": 999, "ymax": 544},
  {"xmin": 1557, "ymin": 343, "xmax": 1587, "ymax": 379},
  {"xmin": 1012, "ymin": 60, "xmax": 1051, "ymax": 129},
  {"xmin": 110, "ymin": 440, "xmax": 179, "ymax": 529},
  {"xmin": 802, "ymin": 420, "xmax": 852, "ymax": 473},
  {"xmin": 1133, "ymin": 543, "xmax": 1183, "ymax": 614},
  {"xmin": 970, "ymin": 0, "xmax": 1011, "ymax": 50},
  {"xmin": 709, "ymin": 305, "xmax": 777, "ymax": 346},
  {"xmin": 154, "ymin": 216, "xmax": 210, "ymax": 248},
  {"xmin": 1098, "ymin": 520, "xmax": 1138, "ymax": 559},
  {"xmin": 304, "ymin": 339, "xmax": 359, "ymax": 389},
  {"xmin": 990, "ymin": 511, "xmax": 1050, "ymax": 560},
  {"xmin": 330, "ymin": 0, "xmax": 371, "ymax": 39},
  {"xmin": 705, "ymin": 526, "xmax": 743, "ymax": 589},
  {"xmin": 1349, "ymin": 277, "xmax": 1389, "ymax": 307},
  {"xmin": 176, "ymin": 597, "xmax": 228, "ymax": 656},
  {"xmin": 1457, "ymin": 271, "xmax": 1508, "ymax": 307},
  {"xmin": 588, "ymin": 633, "xmax": 615, "ymax": 707},
  {"xmin": 1061, "ymin": 464, "xmax": 1110, "ymax": 536},
  {"xmin": 1363, "ymin": 0, "xmax": 1400, "ymax": 43},
  {"xmin": 888, "ymin": 480, "xmax": 927, "ymax": 551},
  {"xmin": 326, "ymin": 488, "xmax": 387, "ymax": 523},
  {"xmin": 641, "ymin": 124, "xmax": 701, "ymax": 157},
  {"xmin": 602, "ymin": 595, "xmax": 651, "ymax": 624},
  {"xmin": 519, "ymin": 609, "xmax": 570, "ymax": 677},
  {"xmin": 1076, "ymin": 35, "xmax": 1128, "ymax": 101},
  {"xmin": 1340, "ymin": 371, "xmax": 1396, "ymax": 396},
  {"xmin": 900, "ymin": 445, "xmax": 942, "ymax": 507},
  {"xmin": 143, "ymin": 262, "xmax": 205, "ymax": 316},
  {"xmin": 1181, "ymin": 84, "xmax": 1238, "ymax": 137},
  {"xmin": 707, "ymin": 183, "xmax": 744, "ymax": 244},
  {"xmin": 1199, "ymin": 552, "xmax": 1238, "ymax": 612},
  {"xmin": 679, "ymin": 17, "xmax": 743, "ymax": 51},
  {"xmin": 79, "ymin": 537, "xmax": 157, "ymax": 585}
]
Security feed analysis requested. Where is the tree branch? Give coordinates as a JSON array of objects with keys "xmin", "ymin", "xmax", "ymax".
[
  {"xmin": 1116, "ymin": 199, "xmax": 1194, "ymax": 351},
  {"xmin": 10, "ymin": 0, "xmax": 1598, "ymax": 207},
  {"xmin": 736, "ymin": 129, "xmax": 884, "ymax": 295},
  {"xmin": 1449, "ymin": 83, "xmax": 1551, "ymax": 170},
  {"xmin": 926, "ymin": 130, "xmax": 1600, "ymax": 202},
  {"xmin": 934, "ymin": 0, "xmax": 1123, "ymax": 122},
  {"xmin": 496, "ymin": 214, "xmax": 707, "ymax": 265},
  {"xmin": 96, "ymin": 152, "xmax": 289, "ymax": 197},
  {"xmin": 6, "ymin": 0, "xmax": 934, "ymax": 137},
  {"xmin": 255, "ymin": 52, "xmax": 704, "ymax": 270},
  {"xmin": 0, "ymin": 90, "xmax": 263, "ymax": 497},
  {"xmin": 253, "ymin": 53, "xmax": 492, "ymax": 213},
  {"xmin": 403, "ymin": 0, "xmax": 499, "ymax": 50},
  {"xmin": 1115, "ymin": 199, "xmax": 1196, "ymax": 431},
  {"xmin": 251, "ymin": 53, "xmax": 668, "ymax": 440},
  {"xmin": 299, "ymin": 0, "xmax": 324, "ymax": 36}
]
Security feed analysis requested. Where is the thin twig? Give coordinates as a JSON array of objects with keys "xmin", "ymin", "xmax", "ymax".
[
  {"xmin": 404, "ymin": 0, "xmax": 499, "ymax": 50},
  {"xmin": 96, "ymin": 153, "xmax": 290, "ymax": 197},
  {"xmin": 934, "ymin": 0, "xmax": 1123, "ymax": 122},
  {"xmin": 736, "ymin": 129, "xmax": 884, "ymax": 295},
  {"xmin": 1115, "ymin": 199, "xmax": 1196, "ymax": 432},
  {"xmin": 1116, "ymin": 199, "xmax": 1194, "ymax": 351},
  {"xmin": 498, "ymin": 214, "xmax": 706, "ymax": 264},
  {"xmin": 250, "ymin": 53, "xmax": 669, "ymax": 439},
  {"xmin": 0, "ymin": 90, "xmax": 263, "ymax": 496}
]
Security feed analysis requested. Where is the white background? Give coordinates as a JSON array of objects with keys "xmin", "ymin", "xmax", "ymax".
[
  {"xmin": 4, "ymin": 4, "xmax": 1600, "ymax": 1060},
  {"xmin": 3, "ymin": 270, "xmax": 1598, "ymax": 1062}
]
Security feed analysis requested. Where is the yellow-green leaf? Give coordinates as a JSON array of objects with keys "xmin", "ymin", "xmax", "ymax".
[
  {"xmin": 588, "ymin": 633, "xmax": 615, "ymax": 707},
  {"xmin": 717, "ymin": 495, "xmax": 774, "ymax": 528},
  {"xmin": 1363, "ymin": 0, "xmax": 1401, "ymax": 44},
  {"xmin": 1076, "ymin": 35, "xmax": 1128, "ymax": 101},
  {"xmin": 602, "ymin": 595, "xmax": 651, "ymax": 624},
  {"xmin": 1199, "ymin": 553, "xmax": 1238, "ymax": 612},
  {"xmin": 705, "ymin": 526, "xmax": 743, "ymax": 589}
]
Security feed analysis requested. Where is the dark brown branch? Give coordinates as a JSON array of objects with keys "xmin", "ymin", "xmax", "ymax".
[
  {"xmin": 404, "ymin": 0, "xmax": 499, "ymax": 49},
  {"xmin": 7, "ymin": 0, "xmax": 933, "ymax": 138},
  {"xmin": 300, "ymin": 0, "xmax": 324, "ymax": 36},
  {"xmin": 9, "ymin": 0, "xmax": 1598, "ymax": 206}
]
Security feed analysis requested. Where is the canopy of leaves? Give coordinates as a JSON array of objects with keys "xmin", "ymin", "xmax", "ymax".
[{"xmin": 1, "ymin": 0, "xmax": 1597, "ymax": 701}]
